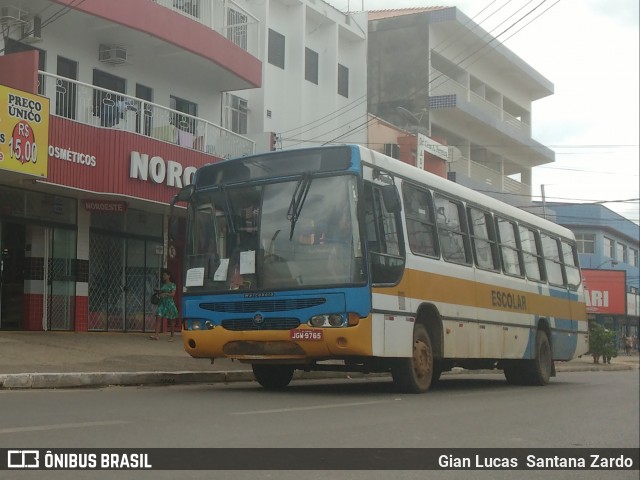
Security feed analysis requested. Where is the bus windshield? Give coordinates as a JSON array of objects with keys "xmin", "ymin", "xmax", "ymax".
[{"xmin": 184, "ymin": 174, "xmax": 365, "ymax": 292}]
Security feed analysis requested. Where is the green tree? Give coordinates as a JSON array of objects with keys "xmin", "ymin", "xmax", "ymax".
[{"xmin": 588, "ymin": 324, "xmax": 617, "ymax": 364}]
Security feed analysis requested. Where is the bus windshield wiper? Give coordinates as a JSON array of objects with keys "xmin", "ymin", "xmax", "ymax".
[
  {"xmin": 286, "ymin": 173, "xmax": 312, "ymax": 240},
  {"xmin": 220, "ymin": 184, "xmax": 236, "ymax": 234}
]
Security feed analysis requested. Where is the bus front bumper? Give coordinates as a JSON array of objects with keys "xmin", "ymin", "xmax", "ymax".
[{"xmin": 182, "ymin": 319, "xmax": 372, "ymax": 362}]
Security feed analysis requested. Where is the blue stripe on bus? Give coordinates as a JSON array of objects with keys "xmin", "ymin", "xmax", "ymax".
[{"xmin": 523, "ymin": 316, "xmax": 577, "ymax": 361}]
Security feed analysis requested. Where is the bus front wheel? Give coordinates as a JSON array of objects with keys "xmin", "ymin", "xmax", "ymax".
[
  {"xmin": 391, "ymin": 324, "xmax": 434, "ymax": 393},
  {"xmin": 252, "ymin": 364, "xmax": 295, "ymax": 390}
]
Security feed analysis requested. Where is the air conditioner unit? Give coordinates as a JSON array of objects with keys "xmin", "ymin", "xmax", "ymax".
[
  {"xmin": 99, "ymin": 44, "xmax": 128, "ymax": 65},
  {"xmin": 21, "ymin": 16, "xmax": 42, "ymax": 43}
]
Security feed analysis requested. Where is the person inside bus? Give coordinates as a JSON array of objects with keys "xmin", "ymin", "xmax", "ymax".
[{"xmin": 318, "ymin": 210, "xmax": 352, "ymax": 245}]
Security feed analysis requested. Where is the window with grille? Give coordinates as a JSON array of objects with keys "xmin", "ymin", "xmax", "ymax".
[
  {"xmin": 227, "ymin": 8, "xmax": 248, "ymax": 50},
  {"xmin": 170, "ymin": 95, "xmax": 197, "ymax": 134}
]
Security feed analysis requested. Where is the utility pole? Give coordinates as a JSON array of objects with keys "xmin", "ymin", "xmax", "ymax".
[{"xmin": 541, "ymin": 184, "xmax": 547, "ymax": 220}]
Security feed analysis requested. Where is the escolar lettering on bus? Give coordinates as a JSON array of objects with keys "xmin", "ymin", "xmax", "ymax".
[{"xmin": 491, "ymin": 290, "xmax": 527, "ymax": 311}]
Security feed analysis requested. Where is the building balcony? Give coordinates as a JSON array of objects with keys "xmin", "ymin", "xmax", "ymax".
[
  {"xmin": 40, "ymin": 71, "xmax": 255, "ymax": 159},
  {"xmin": 428, "ymin": 67, "xmax": 554, "ymax": 168},
  {"xmin": 151, "ymin": 0, "xmax": 261, "ymax": 59},
  {"xmin": 447, "ymin": 150, "xmax": 531, "ymax": 200}
]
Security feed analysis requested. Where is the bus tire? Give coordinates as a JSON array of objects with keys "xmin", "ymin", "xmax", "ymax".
[
  {"xmin": 523, "ymin": 332, "xmax": 552, "ymax": 386},
  {"xmin": 391, "ymin": 324, "xmax": 433, "ymax": 393},
  {"xmin": 252, "ymin": 364, "xmax": 294, "ymax": 390}
]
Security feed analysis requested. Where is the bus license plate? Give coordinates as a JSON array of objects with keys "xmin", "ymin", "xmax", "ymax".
[{"xmin": 290, "ymin": 329, "xmax": 323, "ymax": 341}]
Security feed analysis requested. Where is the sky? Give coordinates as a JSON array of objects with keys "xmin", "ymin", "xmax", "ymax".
[{"xmin": 327, "ymin": 0, "xmax": 640, "ymax": 224}]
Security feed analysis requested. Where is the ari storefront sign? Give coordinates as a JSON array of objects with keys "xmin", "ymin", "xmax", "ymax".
[
  {"xmin": 582, "ymin": 269, "xmax": 626, "ymax": 315},
  {"xmin": 0, "ymin": 85, "xmax": 50, "ymax": 177}
]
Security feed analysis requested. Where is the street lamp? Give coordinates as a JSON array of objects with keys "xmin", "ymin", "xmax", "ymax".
[{"xmin": 593, "ymin": 259, "xmax": 618, "ymax": 269}]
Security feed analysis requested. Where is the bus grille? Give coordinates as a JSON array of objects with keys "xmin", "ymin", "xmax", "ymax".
[
  {"xmin": 200, "ymin": 298, "xmax": 326, "ymax": 313},
  {"xmin": 221, "ymin": 318, "xmax": 301, "ymax": 331}
]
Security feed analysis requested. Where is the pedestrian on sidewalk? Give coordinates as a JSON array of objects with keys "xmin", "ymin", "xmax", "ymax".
[
  {"xmin": 150, "ymin": 268, "xmax": 180, "ymax": 341},
  {"xmin": 623, "ymin": 335, "xmax": 633, "ymax": 356}
]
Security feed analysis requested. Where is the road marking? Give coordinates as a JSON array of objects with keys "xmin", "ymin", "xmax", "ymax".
[
  {"xmin": 0, "ymin": 420, "xmax": 130, "ymax": 435},
  {"xmin": 233, "ymin": 399, "xmax": 400, "ymax": 415}
]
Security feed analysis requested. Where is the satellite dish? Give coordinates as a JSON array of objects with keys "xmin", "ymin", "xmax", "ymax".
[{"xmin": 396, "ymin": 106, "xmax": 421, "ymax": 125}]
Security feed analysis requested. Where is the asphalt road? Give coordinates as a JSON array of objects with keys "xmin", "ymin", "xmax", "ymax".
[{"xmin": 1, "ymin": 370, "xmax": 638, "ymax": 480}]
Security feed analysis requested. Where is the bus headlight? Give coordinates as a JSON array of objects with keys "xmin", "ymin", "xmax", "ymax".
[
  {"xmin": 309, "ymin": 314, "xmax": 346, "ymax": 328},
  {"xmin": 309, "ymin": 315, "xmax": 327, "ymax": 327},
  {"xmin": 190, "ymin": 319, "xmax": 204, "ymax": 330}
]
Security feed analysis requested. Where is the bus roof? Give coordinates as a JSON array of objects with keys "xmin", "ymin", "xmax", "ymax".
[{"xmin": 356, "ymin": 145, "xmax": 576, "ymax": 241}]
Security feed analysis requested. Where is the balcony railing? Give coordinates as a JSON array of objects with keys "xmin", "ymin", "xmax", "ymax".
[
  {"xmin": 151, "ymin": 0, "xmax": 261, "ymax": 58},
  {"xmin": 430, "ymin": 67, "xmax": 530, "ymax": 135},
  {"xmin": 448, "ymin": 154, "xmax": 531, "ymax": 199},
  {"xmin": 39, "ymin": 71, "xmax": 255, "ymax": 159}
]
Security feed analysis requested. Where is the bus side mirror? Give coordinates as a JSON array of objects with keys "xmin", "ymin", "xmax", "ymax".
[
  {"xmin": 381, "ymin": 185, "xmax": 401, "ymax": 213},
  {"xmin": 171, "ymin": 184, "xmax": 195, "ymax": 207}
]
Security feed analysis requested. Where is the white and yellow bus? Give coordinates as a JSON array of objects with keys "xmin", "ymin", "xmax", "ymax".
[{"xmin": 172, "ymin": 145, "xmax": 588, "ymax": 393}]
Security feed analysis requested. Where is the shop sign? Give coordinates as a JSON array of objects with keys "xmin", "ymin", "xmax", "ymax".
[
  {"xmin": 84, "ymin": 200, "xmax": 128, "ymax": 213},
  {"xmin": 417, "ymin": 133, "xmax": 449, "ymax": 168},
  {"xmin": 582, "ymin": 269, "xmax": 626, "ymax": 315},
  {"xmin": 129, "ymin": 151, "xmax": 197, "ymax": 188},
  {"xmin": 49, "ymin": 145, "xmax": 97, "ymax": 167},
  {"xmin": 0, "ymin": 85, "xmax": 50, "ymax": 177}
]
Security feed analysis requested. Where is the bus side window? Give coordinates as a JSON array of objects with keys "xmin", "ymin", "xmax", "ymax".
[
  {"xmin": 561, "ymin": 241, "xmax": 581, "ymax": 289},
  {"xmin": 520, "ymin": 225, "xmax": 544, "ymax": 282},
  {"xmin": 496, "ymin": 217, "xmax": 524, "ymax": 276},
  {"xmin": 541, "ymin": 233, "xmax": 564, "ymax": 286},
  {"xmin": 402, "ymin": 183, "xmax": 438, "ymax": 257},
  {"xmin": 434, "ymin": 194, "xmax": 471, "ymax": 265},
  {"xmin": 468, "ymin": 207, "xmax": 499, "ymax": 271}
]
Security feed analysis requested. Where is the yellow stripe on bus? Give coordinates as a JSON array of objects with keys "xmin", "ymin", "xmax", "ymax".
[{"xmin": 373, "ymin": 268, "xmax": 587, "ymax": 321}]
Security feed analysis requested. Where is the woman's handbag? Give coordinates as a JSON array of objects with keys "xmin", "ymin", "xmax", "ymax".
[{"xmin": 150, "ymin": 292, "xmax": 160, "ymax": 305}]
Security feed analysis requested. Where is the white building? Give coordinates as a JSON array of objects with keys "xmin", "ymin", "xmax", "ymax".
[
  {"xmin": 225, "ymin": 0, "xmax": 368, "ymax": 151},
  {"xmin": 366, "ymin": 8, "xmax": 554, "ymax": 206},
  {"xmin": 0, "ymin": 0, "xmax": 365, "ymax": 332}
]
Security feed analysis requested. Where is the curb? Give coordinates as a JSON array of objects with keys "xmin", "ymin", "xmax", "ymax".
[{"xmin": 0, "ymin": 364, "xmax": 634, "ymax": 389}]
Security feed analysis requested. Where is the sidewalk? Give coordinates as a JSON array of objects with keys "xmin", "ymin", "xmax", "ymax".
[{"xmin": 0, "ymin": 331, "xmax": 637, "ymax": 389}]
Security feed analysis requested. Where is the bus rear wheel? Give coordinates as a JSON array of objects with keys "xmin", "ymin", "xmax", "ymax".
[
  {"xmin": 391, "ymin": 324, "xmax": 433, "ymax": 393},
  {"xmin": 525, "ymin": 331, "xmax": 552, "ymax": 385},
  {"xmin": 513, "ymin": 332, "xmax": 552, "ymax": 386},
  {"xmin": 252, "ymin": 364, "xmax": 295, "ymax": 390}
]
